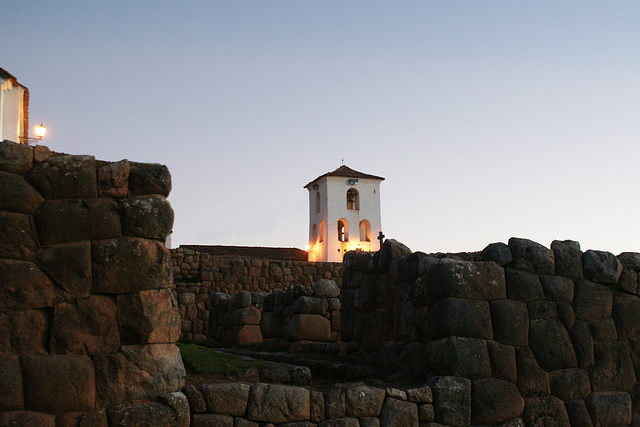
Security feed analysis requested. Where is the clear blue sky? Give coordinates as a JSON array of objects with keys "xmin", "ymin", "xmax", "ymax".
[{"xmin": 5, "ymin": 1, "xmax": 640, "ymax": 254}]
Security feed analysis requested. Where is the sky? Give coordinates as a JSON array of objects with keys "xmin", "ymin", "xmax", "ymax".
[{"xmin": 4, "ymin": 1, "xmax": 640, "ymax": 255}]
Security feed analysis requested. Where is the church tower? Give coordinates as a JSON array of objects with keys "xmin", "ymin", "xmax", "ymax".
[{"xmin": 304, "ymin": 165, "xmax": 384, "ymax": 262}]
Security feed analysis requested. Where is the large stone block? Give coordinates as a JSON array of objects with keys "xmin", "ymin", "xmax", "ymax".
[
  {"xmin": 573, "ymin": 280, "xmax": 613, "ymax": 321},
  {"xmin": 285, "ymin": 314, "xmax": 331, "ymax": 342},
  {"xmin": 0, "ymin": 356, "xmax": 23, "ymax": 410},
  {"xmin": 379, "ymin": 397, "xmax": 418, "ymax": 427},
  {"xmin": 0, "ymin": 211, "xmax": 38, "ymax": 260},
  {"xmin": 378, "ymin": 239, "xmax": 412, "ymax": 273},
  {"xmin": 313, "ymin": 279, "xmax": 341, "ymax": 298},
  {"xmin": 27, "ymin": 155, "xmax": 97, "ymax": 199},
  {"xmin": 119, "ymin": 195, "xmax": 174, "ymax": 241},
  {"xmin": 92, "ymin": 237, "xmax": 172, "ymax": 294},
  {"xmin": 97, "ymin": 159, "xmax": 129, "ymax": 198},
  {"xmin": 50, "ymin": 295, "xmax": 120, "ymax": 354},
  {"xmin": 0, "ymin": 309, "xmax": 48, "ymax": 355},
  {"xmin": 232, "ymin": 306, "xmax": 261, "ymax": 325},
  {"xmin": 0, "ymin": 171, "xmax": 43, "ymax": 214},
  {"xmin": 428, "ymin": 336, "xmax": 491, "ymax": 379},
  {"xmin": 529, "ymin": 317, "xmax": 577, "ymax": 370},
  {"xmin": 589, "ymin": 341, "xmax": 636, "ymax": 391},
  {"xmin": 471, "ymin": 378, "xmax": 524, "ymax": 425},
  {"xmin": 422, "ymin": 297, "xmax": 493, "ymax": 341},
  {"xmin": 55, "ymin": 407, "xmax": 108, "ymax": 427},
  {"xmin": 570, "ymin": 320, "xmax": 595, "ymax": 369},
  {"xmin": 35, "ymin": 199, "xmax": 120, "ymax": 245},
  {"xmin": 129, "ymin": 163, "xmax": 172, "ymax": 197},
  {"xmin": 505, "ymin": 269, "xmax": 545, "ymax": 302},
  {"xmin": 22, "ymin": 354, "xmax": 95, "ymax": 414},
  {"xmin": 107, "ymin": 399, "xmax": 188, "ymax": 427},
  {"xmin": 612, "ymin": 291, "xmax": 640, "ymax": 339},
  {"xmin": 522, "ymin": 396, "xmax": 570, "ymax": 426},
  {"xmin": 488, "ymin": 340, "xmax": 517, "ymax": 383},
  {"xmin": 36, "ymin": 242, "xmax": 92, "ymax": 295},
  {"xmin": 291, "ymin": 296, "xmax": 329, "ymax": 315},
  {"xmin": 0, "ymin": 140, "xmax": 33, "ymax": 173},
  {"xmin": 481, "ymin": 242, "xmax": 513, "ymax": 266},
  {"xmin": 508, "ymin": 237, "xmax": 555, "ymax": 275},
  {"xmin": 516, "ymin": 346, "xmax": 550, "ymax": 398},
  {"xmin": 582, "ymin": 250, "xmax": 623, "ymax": 284},
  {"xmin": 94, "ymin": 343, "xmax": 185, "ymax": 406},
  {"xmin": 426, "ymin": 375, "xmax": 471, "ymax": 426},
  {"xmin": 422, "ymin": 259, "xmax": 506, "ymax": 305},
  {"xmin": 551, "ymin": 239, "xmax": 583, "ymax": 279},
  {"xmin": 393, "ymin": 281, "xmax": 416, "ymax": 342},
  {"xmin": 0, "ymin": 259, "xmax": 60, "ymax": 311},
  {"xmin": 344, "ymin": 385, "xmax": 385, "ymax": 417},
  {"xmin": 540, "ymin": 275, "xmax": 574, "ymax": 303},
  {"xmin": 117, "ymin": 288, "xmax": 181, "ymax": 345},
  {"xmin": 201, "ymin": 383, "xmax": 250, "ymax": 416},
  {"xmin": 247, "ymin": 383, "xmax": 310, "ymax": 423},
  {"xmin": 549, "ymin": 368, "xmax": 591, "ymax": 401},
  {"xmin": 586, "ymin": 392, "xmax": 632, "ymax": 427},
  {"xmin": 565, "ymin": 399, "xmax": 593, "ymax": 427},
  {"xmin": 491, "ymin": 299, "xmax": 529, "ymax": 346},
  {"xmin": 0, "ymin": 410, "xmax": 55, "ymax": 426}
]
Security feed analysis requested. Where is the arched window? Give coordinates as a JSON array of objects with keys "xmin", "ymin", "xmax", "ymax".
[
  {"xmin": 315, "ymin": 192, "xmax": 321, "ymax": 214},
  {"xmin": 346, "ymin": 189, "xmax": 359, "ymax": 210},
  {"xmin": 319, "ymin": 221, "xmax": 324, "ymax": 242},
  {"xmin": 338, "ymin": 219, "xmax": 348, "ymax": 242},
  {"xmin": 311, "ymin": 224, "xmax": 318, "ymax": 244},
  {"xmin": 359, "ymin": 220, "xmax": 371, "ymax": 242}
]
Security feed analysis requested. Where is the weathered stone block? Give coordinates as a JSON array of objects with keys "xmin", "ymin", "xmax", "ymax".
[
  {"xmin": 488, "ymin": 340, "xmax": 517, "ymax": 383},
  {"xmin": 426, "ymin": 376, "xmax": 471, "ymax": 426},
  {"xmin": 516, "ymin": 345, "xmax": 550, "ymax": 398},
  {"xmin": 618, "ymin": 269, "xmax": 638, "ymax": 294},
  {"xmin": 583, "ymin": 250, "xmax": 623, "ymax": 284},
  {"xmin": 0, "ymin": 410, "xmax": 55, "ymax": 426},
  {"xmin": 527, "ymin": 299, "xmax": 557, "ymax": 320},
  {"xmin": 565, "ymin": 399, "xmax": 593, "ymax": 427},
  {"xmin": 551, "ymin": 239, "xmax": 583, "ymax": 279},
  {"xmin": 182, "ymin": 384, "xmax": 207, "ymax": 414},
  {"xmin": 540, "ymin": 275, "xmax": 574, "ymax": 303},
  {"xmin": 27, "ymin": 155, "xmax": 97, "ymax": 199},
  {"xmin": 589, "ymin": 341, "xmax": 636, "ymax": 391},
  {"xmin": 0, "ymin": 171, "xmax": 43, "ymax": 214},
  {"xmin": 159, "ymin": 392, "xmax": 191, "ymax": 427},
  {"xmin": 92, "ymin": 238, "xmax": 172, "ymax": 294},
  {"xmin": 397, "ymin": 342, "xmax": 430, "ymax": 377},
  {"xmin": 0, "ymin": 259, "xmax": 60, "ymax": 311},
  {"xmin": 471, "ymin": 378, "xmax": 524, "ymax": 425},
  {"xmin": 0, "ymin": 211, "xmax": 38, "ymax": 261},
  {"xmin": 505, "ymin": 269, "xmax": 545, "ymax": 302},
  {"xmin": 107, "ymin": 400, "xmax": 188, "ymax": 427},
  {"xmin": 491, "ymin": 299, "xmax": 529, "ymax": 346},
  {"xmin": 247, "ymin": 383, "xmax": 310, "ymax": 423},
  {"xmin": 378, "ymin": 239, "xmax": 412, "ymax": 273},
  {"xmin": 360, "ymin": 308, "xmax": 392, "ymax": 350},
  {"xmin": 422, "ymin": 297, "xmax": 493, "ymax": 341},
  {"xmin": 590, "ymin": 317, "xmax": 617, "ymax": 342},
  {"xmin": 509, "ymin": 237, "xmax": 555, "ymax": 275},
  {"xmin": 0, "ymin": 140, "xmax": 33, "ymax": 173},
  {"xmin": 586, "ymin": 392, "xmax": 632, "ymax": 426},
  {"xmin": 325, "ymin": 389, "xmax": 346, "ymax": 419},
  {"xmin": 422, "ymin": 259, "xmax": 506, "ymax": 305},
  {"xmin": 0, "ymin": 309, "xmax": 48, "ymax": 355},
  {"xmin": 613, "ymin": 291, "xmax": 640, "ymax": 339},
  {"xmin": 51, "ymin": 295, "xmax": 120, "ymax": 354},
  {"xmin": 119, "ymin": 195, "xmax": 174, "ymax": 241},
  {"xmin": 36, "ymin": 242, "xmax": 92, "ymax": 295},
  {"xmin": 549, "ymin": 368, "xmax": 591, "ymax": 401},
  {"xmin": 481, "ymin": 242, "xmax": 513, "ymax": 266},
  {"xmin": 97, "ymin": 159, "xmax": 129, "ymax": 198},
  {"xmin": 573, "ymin": 280, "xmax": 613, "ymax": 321},
  {"xmin": 529, "ymin": 317, "xmax": 577, "ymax": 370},
  {"xmin": 310, "ymin": 390, "xmax": 325, "ymax": 423},
  {"xmin": 22, "ymin": 354, "xmax": 95, "ymax": 414},
  {"xmin": 232, "ymin": 306, "xmax": 261, "ymax": 325},
  {"xmin": 291, "ymin": 296, "xmax": 328, "ymax": 315},
  {"xmin": 313, "ymin": 279, "xmax": 341, "ymax": 298},
  {"xmin": 285, "ymin": 314, "xmax": 331, "ymax": 342},
  {"xmin": 429, "ymin": 336, "xmax": 491, "ymax": 379},
  {"xmin": 117, "ymin": 288, "xmax": 180, "ymax": 345},
  {"xmin": 0, "ymin": 356, "xmax": 23, "ymax": 410},
  {"xmin": 129, "ymin": 163, "xmax": 172, "ymax": 197},
  {"xmin": 379, "ymin": 397, "xmax": 418, "ymax": 427},
  {"xmin": 201, "ymin": 383, "xmax": 250, "ymax": 416},
  {"xmin": 570, "ymin": 320, "xmax": 595, "ymax": 369},
  {"xmin": 56, "ymin": 408, "xmax": 108, "ymax": 427},
  {"xmin": 522, "ymin": 396, "xmax": 570, "ymax": 426},
  {"xmin": 94, "ymin": 344, "xmax": 185, "ymax": 406},
  {"xmin": 191, "ymin": 414, "xmax": 233, "ymax": 427},
  {"xmin": 344, "ymin": 385, "xmax": 385, "ymax": 417}
]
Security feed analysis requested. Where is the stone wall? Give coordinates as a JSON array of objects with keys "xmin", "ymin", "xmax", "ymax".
[
  {"xmin": 207, "ymin": 280, "xmax": 341, "ymax": 347},
  {"xmin": 0, "ymin": 140, "xmax": 184, "ymax": 422},
  {"xmin": 338, "ymin": 237, "xmax": 640, "ymax": 426},
  {"xmin": 171, "ymin": 247, "xmax": 342, "ymax": 341}
]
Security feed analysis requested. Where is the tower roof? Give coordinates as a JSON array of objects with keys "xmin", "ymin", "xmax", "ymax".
[{"xmin": 304, "ymin": 165, "xmax": 384, "ymax": 188}]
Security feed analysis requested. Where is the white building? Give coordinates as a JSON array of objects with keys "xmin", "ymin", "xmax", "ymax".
[
  {"xmin": 304, "ymin": 165, "xmax": 384, "ymax": 262},
  {"xmin": 0, "ymin": 68, "xmax": 29, "ymax": 144}
]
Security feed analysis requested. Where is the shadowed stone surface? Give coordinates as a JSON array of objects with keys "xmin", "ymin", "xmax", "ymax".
[
  {"xmin": 246, "ymin": 383, "xmax": 310, "ymax": 423},
  {"xmin": 36, "ymin": 242, "xmax": 92, "ymax": 295},
  {"xmin": 582, "ymin": 250, "xmax": 623, "ymax": 284},
  {"xmin": 508, "ymin": 237, "xmax": 555, "ymax": 275},
  {"xmin": 119, "ymin": 195, "xmax": 174, "ymax": 241},
  {"xmin": 27, "ymin": 155, "xmax": 97, "ymax": 199},
  {"xmin": 0, "ymin": 171, "xmax": 43, "ymax": 214},
  {"xmin": 0, "ymin": 259, "xmax": 60, "ymax": 311},
  {"xmin": 129, "ymin": 163, "xmax": 172, "ymax": 197},
  {"xmin": 0, "ymin": 211, "xmax": 38, "ymax": 260},
  {"xmin": 0, "ymin": 356, "xmax": 23, "ymax": 411},
  {"xmin": 522, "ymin": 396, "xmax": 570, "ymax": 426},
  {"xmin": 428, "ymin": 336, "xmax": 491, "ymax": 379},
  {"xmin": 481, "ymin": 242, "xmax": 512, "ymax": 266},
  {"xmin": 97, "ymin": 159, "xmax": 129, "ymax": 198},
  {"xmin": 427, "ymin": 376, "xmax": 471, "ymax": 426},
  {"xmin": 491, "ymin": 299, "xmax": 529, "ymax": 346},
  {"xmin": 528, "ymin": 317, "xmax": 577, "ymax": 370},
  {"xmin": 117, "ymin": 288, "xmax": 181, "ymax": 345},
  {"xmin": 471, "ymin": 378, "xmax": 524, "ymax": 425},
  {"xmin": 586, "ymin": 392, "xmax": 632, "ymax": 427},
  {"xmin": 379, "ymin": 397, "xmax": 418, "ymax": 427},
  {"xmin": 551, "ymin": 239, "xmax": 583, "ymax": 279},
  {"xmin": 423, "ymin": 297, "xmax": 493, "ymax": 341},
  {"xmin": 573, "ymin": 280, "xmax": 613, "ymax": 321},
  {"xmin": 344, "ymin": 385, "xmax": 385, "ymax": 417},
  {"xmin": 201, "ymin": 383, "xmax": 250, "ymax": 416}
]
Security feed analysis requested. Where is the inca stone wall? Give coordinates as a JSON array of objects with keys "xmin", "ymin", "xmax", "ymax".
[
  {"xmin": 0, "ymin": 140, "xmax": 185, "ymax": 424},
  {"xmin": 339, "ymin": 237, "xmax": 640, "ymax": 426},
  {"xmin": 171, "ymin": 247, "xmax": 341, "ymax": 341}
]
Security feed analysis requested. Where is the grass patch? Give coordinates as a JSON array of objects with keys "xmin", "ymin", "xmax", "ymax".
[{"xmin": 177, "ymin": 342, "xmax": 265, "ymax": 376}]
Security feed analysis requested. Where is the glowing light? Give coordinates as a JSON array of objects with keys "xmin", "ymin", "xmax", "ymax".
[
  {"xmin": 305, "ymin": 245, "xmax": 311, "ymax": 251},
  {"xmin": 34, "ymin": 123, "xmax": 46, "ymax": 139}
]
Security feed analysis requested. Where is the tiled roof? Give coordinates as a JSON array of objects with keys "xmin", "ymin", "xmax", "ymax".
[
  {"xmin": 179, "ymin": 245, "xmax": 309, "ymax": 261},
  {"xmin": 305, "ymin": 165, "xmax": 384, "ymax": 188}
]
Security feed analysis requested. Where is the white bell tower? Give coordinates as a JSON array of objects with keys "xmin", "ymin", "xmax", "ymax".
[{"xmin": 304, "ymin": 165, "xmax": 384, "ymax": 262}]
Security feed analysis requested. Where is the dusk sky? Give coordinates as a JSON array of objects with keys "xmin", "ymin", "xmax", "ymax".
[{"xmin": 5, "ymin": 1, "xmax": 640, "ymax": 255}]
